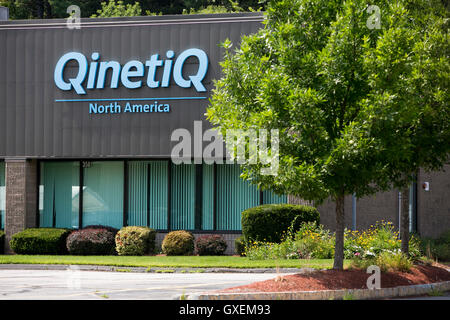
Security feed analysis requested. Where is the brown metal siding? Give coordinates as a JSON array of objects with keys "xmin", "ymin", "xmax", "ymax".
[{"xmin": 0, "ymin": 14, "xmax": 263, "ymax": 158}]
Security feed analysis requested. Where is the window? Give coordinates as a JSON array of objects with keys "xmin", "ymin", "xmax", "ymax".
[
  {"xmin": 216, "ymin": 164, "xmax": 260, "ymax": 230},
  {"xmin": 262, "ymin": 190, "xmax": 287, "ymax": 204},
  {"xmin": 128, "ymin": 161, "xmax": 168, "ymax": 229},
  {"xmin": 202, "ymin": 164, "xmax": 214, "ymax": 230},
  {"xmin": 37, "ymin": 160, "xmax": 287, "ymax": 232},
  {"xmin": 170, "ymin": 163, "xmax": 196, "ymax": 230},
  {"xmin": 0, "ymin": 162, "xmax": 5, "ymax": 229},
  {"xmin": 82, "ymin": 161, "xmax": 123, "ymax": 229},
  {"xmin": 39, "ymin": 162, "xmax": 79, "ymax": 228}
]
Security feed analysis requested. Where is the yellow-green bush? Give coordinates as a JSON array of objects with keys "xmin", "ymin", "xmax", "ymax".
[
  {"xmin": 115, "ymin": 226, "xmax": 156, "ymax": 256},
  {"xmin": 351, "ymin": 251, "xmax": 413, "ymax": 272},
  {"xmin": 244, "ymin": 220, "xmax": 420, "ymax": 267},
  {"xmin": 162, "ymin": 230, "xmax": 194, "ymax": 256}
]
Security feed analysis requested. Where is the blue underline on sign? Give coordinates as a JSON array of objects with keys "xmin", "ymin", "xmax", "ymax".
[{"xmin": 55, "ymin": 96, "xmax": 208, "ymax": 102}]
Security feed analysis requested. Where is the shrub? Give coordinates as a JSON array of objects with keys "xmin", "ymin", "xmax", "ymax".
[
  {"xmin": 115, "ymin": 226, "xmax": 156, "ymax": 256},
  {"xmin": 245, "ymin": 239, "xmax": 298, "ymax": 260},
  {"xmin": 241, "ymin": 204, "xmax": 320, "ymax": 243},
  {"xmin": 351, "ymin": 251, "xmax": 413, "ymax": 272},
  {"xmin": 432, "ymin": 243, "xmax": 450, "ymax": 262},
  {"xmin": 195, "ymin": 234, "xmax": 227, "ymax": 256},
  {"xmin": 66, "ymin": 227, "xmax": 116, "ymax": 255},
  {"xmin": 162, "ymin": 230, "xmax": 194, "ymax": 256},
  {"xmin": 0, "ymin": 230, "xmax": 5, "ymax": 254},
  {"xmin": 439, "ymin": 230, "xmax": 450, "ymax": 244},
  {"xmin": 408, "ymin": 234, "xmax": 423, "ymax": 260},
  {"xmin": 421, "ymin": 229, "xmax": 450, "ymax": 262},
  {"xmin": 83, "ymin": 225, "xmax": 119, "ymax": 235},
  {"xmin": 235, "ymin": 236, "xmax": 246, "ymax": 256},
  {"xmin": 377, "ymin": 251, "xmax": 413, "ymax": 272},
  {"xmin": 245, "ymin": 222, "xmax": 333, "ymax": 260},
  {"xmin": 9, "ymin": 228, "xmax": 71, "ymax": 255},
  {"xmin": 294, "ymin": 222, "xmax": 334, "ymax": 259},
  {"xmin": 343, "ymin": 221, "xmax": 421, "ymax": 260},
  {"xmin": 244, "ymin": 220, "xmax": 419, "ymax": 264}
]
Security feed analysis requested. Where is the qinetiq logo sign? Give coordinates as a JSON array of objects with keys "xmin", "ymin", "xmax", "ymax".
[{"xmin": 54, "ymin": 48, "xmax": 208, "ymax": 94}]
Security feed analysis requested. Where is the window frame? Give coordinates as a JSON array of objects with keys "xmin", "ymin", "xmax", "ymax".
[{"xmin": 36, "ymin": 158, "xmax": 287, "ymax": 233}]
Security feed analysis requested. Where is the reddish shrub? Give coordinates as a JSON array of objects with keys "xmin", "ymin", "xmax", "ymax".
[
  {"xmin": 66, "ymin": 227, "xmax": 116, "ymax": 255},
  {"xmin": 195, "ymin": 234, "xmax": 228, "ymax": 256}
]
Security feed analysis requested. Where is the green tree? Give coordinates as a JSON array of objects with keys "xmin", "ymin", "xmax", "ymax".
[
  {"xmin": 0, "ymin": 0, "xmax": 52, "ymax": 19},
  {"xmin": 207, "ymin": 0, "xmax": 449, "ymax": 269},
  {"xmin": 182, "ymin": 1, "xmax": 247, "ymax": 14},
  {"xmin": 91, "ymin": 0, "xmax": 142, "ymax": 18},
  {"xmin": 1, "ymin": 0, "xmax": 268, "ymax": 18},
  {"xmin": 183, "ymin": 5, "xmax": 230, "ymax": 14},
  {"xmin": 361, "ymin": 1, "xmax": 449, "ymax": 258},
  {"xmin": 48, "ymin": 1, "xmax": 102, "ymax": 18}
]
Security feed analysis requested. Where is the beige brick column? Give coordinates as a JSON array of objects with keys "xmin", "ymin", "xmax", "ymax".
[{"xmin": 4, "ymin": 159, "xmax": 38, "ymax": 253}]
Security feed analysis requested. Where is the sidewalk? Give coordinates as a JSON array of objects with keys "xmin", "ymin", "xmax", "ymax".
[{"xmin": 0, "ymin": 263, "xmax": 315, "ymax": 274}]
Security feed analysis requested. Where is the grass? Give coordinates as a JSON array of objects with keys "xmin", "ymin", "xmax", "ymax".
[
  {"xmin": 343, "ymin": 292, "xmax": 355, "ymax": 300},
  {"xmin": 428, "ymin": 288, "xmax": 444, "ymax": 297},
  {"xmin": 0, "ymin": 255, "xmax": 347, "ymax": 269}
]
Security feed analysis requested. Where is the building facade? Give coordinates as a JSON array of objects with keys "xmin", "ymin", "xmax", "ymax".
[
  {"xmin": 315, "ymin": 164, "xmax": 450, "ymax": 240},
  {"xmin": 0, "ymin": 12, "xmax": 289, "ymax": 254},
  {"xmin": 0, "ymin": 11, "xmax": 448, "ymax": 254}
]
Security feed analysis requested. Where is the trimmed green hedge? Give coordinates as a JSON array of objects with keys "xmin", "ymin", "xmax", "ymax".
[
  {"xmin": 115, "ymin": 226, "xmax": 156, "ymax": 256},
  {"xmin": 0, "ymin": 230, "xmax": 5, "ymax": 254},
  {"xmin": 241, "ymin": 204, "xmax": 320, "ymax": 243},
  {"xmin": 10, "ymin": 228, "xmax": 71, "ymax": 255}
]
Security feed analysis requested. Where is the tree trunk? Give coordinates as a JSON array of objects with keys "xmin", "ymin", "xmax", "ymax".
[
  {"xmin": 333, "ymin": 193, "xmax": 345, "ymax": 270},
  {"xmin": 400, "ymin": 187, "xmax": 410, "ymax": 257}
]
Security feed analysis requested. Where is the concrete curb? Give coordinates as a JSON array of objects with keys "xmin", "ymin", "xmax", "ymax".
[
  {"xmin": 177, "ymin": 281, "xmax": 450, "ymax": 300},
  {"xmin": 0, "ymin": 263, "xmax": 316, "ymax": 274}
]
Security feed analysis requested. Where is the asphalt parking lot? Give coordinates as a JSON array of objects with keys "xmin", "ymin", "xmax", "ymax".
[{"xmin": 0, "ymin": 269, "xmax": 286, "ymax": 300}]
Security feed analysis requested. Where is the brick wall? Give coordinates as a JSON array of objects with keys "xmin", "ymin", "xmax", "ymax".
[
  {"xmin": 4, "ymin": 159, "xmax": 38, "ymax": 253},
  {"xmin": 289, "ymin": 167, "xmax": 449, "ymax": 238},
  {"xmin": 312, "ymin": 191, "xmax": 402, "ymax": 232},
  {"xmin": 417, "ymin": 165, "xmax": 450, "ymax": 239}
]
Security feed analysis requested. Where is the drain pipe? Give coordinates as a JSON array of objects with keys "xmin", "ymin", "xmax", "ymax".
[{"xmin": 352, "ymin": 193, "xmax": 356, "ymax": 231}]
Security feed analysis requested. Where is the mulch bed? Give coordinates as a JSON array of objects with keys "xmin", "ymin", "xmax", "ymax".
[{"xmin": 219, "ymin": 263, "xmax": 450, "ymax": 293}]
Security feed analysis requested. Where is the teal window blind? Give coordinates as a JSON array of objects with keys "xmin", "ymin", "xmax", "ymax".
[
  {"xmin": 39, "ymin": 162, "xmax": 80, "ymax": 228},
  {"xmin": 82, "ymin": 161, "xmax": 123, "ymax": 229},
  {"xmin": 262, "ymin": 190, "xmax": 287, "ymax": 204},
  {"xmin": 216, "ymin": 164, "xmax": 260, "ymax": 230},
  {"xmin": 36, "ymin": 160, "xmax": 288, "ymax": 232},
  {"xmin": 0, "ymin": 162, "xmax": 5, "ymax": 229},
  {"xmin": 202, "ymin": 164, "xmax": 214, "ymax": 230},
  {"xmin": 128, "ymin": 161, "xmax": 168, "ymax": 229},
  {"xmin": 170, "ymin": 163, "xmax": 195, "ymax": 230}
]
